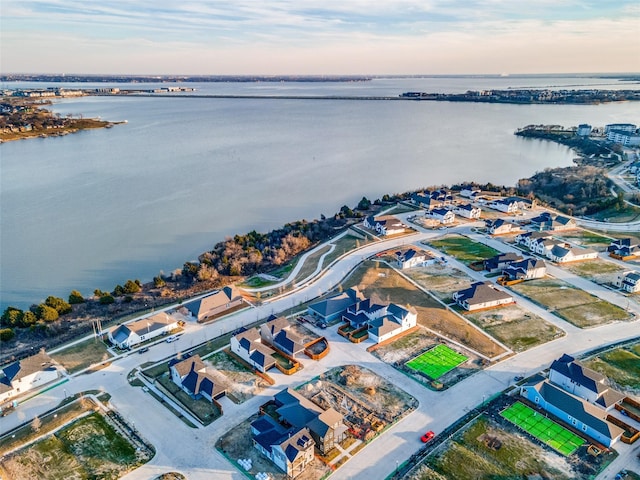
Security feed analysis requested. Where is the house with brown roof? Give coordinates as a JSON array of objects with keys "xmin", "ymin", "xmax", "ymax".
[
  {"xmin": 0, "ymin": 351, "xmax": 60, "ymax": 403},
  {"xmin": 363, "ymin": 215, "xmax": 407, "ymax": 236},
  {"xmin": 260, "ymin": 316, "xmax": 305, "ymax": 357},
  {"xmin": 453, "ymin": 281, "xmax": 514, "ymax": 311},
  {"xmin": 548, "ymin": 245, "xmax": 598, "ymax": 263},
  {"xmin": 169, "ymin": 354, "xmax": 226, "ymax": 402},
  {"xmin": 184, "ymin": 286, "xmax": 244, "ymax": 322},
  {"xmin": 108, "ymin": 312, "xmax": 178, "ymax": 349}
]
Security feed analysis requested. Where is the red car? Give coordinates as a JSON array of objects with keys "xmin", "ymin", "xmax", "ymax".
[{"xmin": 421, "ymin": 430, "xmax": 435, "ymax": 443}]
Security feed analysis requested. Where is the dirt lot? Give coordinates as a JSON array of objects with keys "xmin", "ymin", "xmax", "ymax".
[
  {"xmin": 0, "ymin": 412, "xmax": 150, "ymax": 480},
  {"xmin": 342, "ymin": 262, "xmax": 507, "ymax": 359},
  {"xmin": 206, "ymin": 349, "xmax": 270, "ymax": 403},
  {"xmin": 405, "ymin": 263, "xmax": 474, "ymax": 302},
  {"xmin": 584, "ymin": 341, "xmax": 640, "ymax": 394},
  {"xmin": 408, "ymin": 397, "xmax": 616, "ymax": 480},
  {"xmin": 371, "ymin": 327, "xmax": 484, "ymax": 388},
  {"xmin": 51, "ymin": 338, "xmax": 112, "ymax": 374},
  {"xmin": 562, "ymin": 259, "xmax": 627, "ymax": 286},
  {"xmin": 511, "ymin": 278, "xmax": 632, "ymax": 328},
  {"xmin": 465, "ymin": 304, "xmax": 564, "ymax": 352}
]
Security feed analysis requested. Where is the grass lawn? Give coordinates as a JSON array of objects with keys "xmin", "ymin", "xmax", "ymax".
[
  {"xmin": 589, "ymin": 204, "xmax": 640, "ymax": 223},
  {"xmin": 52, "ymin": 338, "xmax": 113, "ymax": 374},
  {"xmin": 511, "ymin": 278, "xmax": 631, "ymax": 328},
  {"xmin": 293, "ymin": 245, "xmax": 332, "ymax": 282},
  {"xmin": 322, "ymin": 234, "xmax": 374, "ymax": 267},
  {"xmin": 157, "ymin": 374, "xmax": 221, "ymax": 425},
  {"xmin": 428, "ymin": 234, "xmax": 500, "ymax": 264},
  {"xmin": 562, "ymin": 259, "xmax": 626, "ymax": 285},
  {"xmin": 420, "ymin": 415, "xmax": 575, "ymax": 480},
  {"xmin": 585, "ymin": 343, "xmax": 640, "ymax": 390},
  {"xmin": 406, "ymin": 344, "xmax": 468, "ymax": 380},
  {"xmin": 554, "ymin": 229, "xmax": 613, "ymax": 248},
  {"xmin": 501, "ymin": 402, "xmax": 584, "ymax": 456},
  {"xmin": 0, "ymin": 412, "xmax": 146, "ymax": 480}
]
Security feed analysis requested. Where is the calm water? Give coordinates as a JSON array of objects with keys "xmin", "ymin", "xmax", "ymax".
[{"xmin": 2, "ymin": 76, "xmax": 639, "ymax": 308}]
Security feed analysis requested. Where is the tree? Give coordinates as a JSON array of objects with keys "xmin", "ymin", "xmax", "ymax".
[
  {"xmin": 45, "ymin": 296, "xmax": 72, "ymax": 315},
  {"xmin": 357, "ymin": 197, "xmax": 371, "ymax": 210},
  {"xmin": 113, "ymin": 284, "xmax": 125, "ymax": 296},
  {"xmin": 153, "ymin": 275, "xmax": 166, "ymax": 288},
  {"xmin": 68, "ymin": 290, "xmax": 85, "ymax": 304},
  {"xmin": 123, "ymin": 279, "xmax": 140, "ymax": 294},
  {"xmin": 36, "ymin": 304, "xmax": 59, "ymax": 322},
  {"xmin": 20, "ymin": 311, "xmax": 37, "ymax": 327},
  {"xmin": 1, "ymin": 307, "xmax": 23, "ymax": 327},
  {"xmin": 99, "ymin": 294, "xmax": 115, "ymax": 305},
  {"xmin": 0, "ymin": 328, "xmax": 15, "ymax": 342}
]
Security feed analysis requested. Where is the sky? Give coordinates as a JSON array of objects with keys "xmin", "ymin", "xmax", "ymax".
[{"xmin": 2, "ymin": 0, "xmax": 639, "ymax": 75}]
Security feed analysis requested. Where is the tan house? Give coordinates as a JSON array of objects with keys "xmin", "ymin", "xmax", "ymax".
[
  {"xmin": 453, "ymin": 282, "xmax": 514, "ymax": 311},
  {"xmin": 184, "ymin": 286, "xmax": 244, "ymax": 322}
]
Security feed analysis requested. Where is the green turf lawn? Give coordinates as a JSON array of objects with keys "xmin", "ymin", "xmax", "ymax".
[
  {"xmin": 428, "ymin": 234, "xmax": 500, "ymax": 264},
  {"xmin": 501, "ymin": 402, "xmax": 584, "ymax": 456},
  {"xmin": 406, "ymin": 344, "xmax": 468, "ymax": 380}
]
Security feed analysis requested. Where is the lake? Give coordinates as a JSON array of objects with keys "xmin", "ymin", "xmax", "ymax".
[{"xmin": 2, "ymin": 76, "xmax": 639, "ymax": 308}]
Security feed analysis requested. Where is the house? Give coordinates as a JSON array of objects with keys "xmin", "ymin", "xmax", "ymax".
[
  {"xmin": 230, "ymin": 328, "xmax": 277, "ymax": 372},
  {"xmin": 394, "ymin": 247, "xmax": 431, "ymax": 269},
  {"xmin": 108, "ymin": 312, "xmax": 178, "ymax": 349},
  {"xmin": 343, "ymin": 297, "xmax": 388, "ymax": 328},
  {"xmin": 608, "ymin": 238, "xmax": 640, "ymax": 258},
  {"xmin": 502, "ymin": 258, "xmax": 546, "ymax": 281},
  {"xmin": 307, "ymin": 287, "xmax": 366, "ymax": 323},
  {"xmin": 272, "ymin": 388, "xmax": 347, "ymax": 454},
  {"xmin": 483, "ymin": 252, "xmax": 523, "ymax": 273},
  {"xmin": 251, "ymin": 415, "xmax": 315, "ymax": 478},
  {"xmin": 427, "ymin": 208, "xmax": 455, "ymax": 224},
  {"xmin": 184, "ymin": 286, "xmax": 244, "ymax": 322},
  {"xmin": 520, "ymin": 379, "xmax": 624, "ymax": 448},
  {"xmin": 0, "ymin": 351, "xmax": 60, "ymax": 403},
  {"xmin": 487, "ymin": 198, "xmax": 519, "ymax": 213},
  {"xmin": 460, "ymin": 187, "xmax": 481, "ymax": 198},
  {"xmin": 453, "ymin": 281, "xmax": 514, "ymax": 311},
  {"xmin": 516, "ymin": 231, "xmax": 552, "ymax": 249},
  {"xmin": 486, "ymin": 218, "xmax": 518, "ymax": 235},
  {"xmin": 169, "ymin": 354, "xmax": 225, "ymax": 402},
  {"xmin": 453, "ymin": 203, "xmax": 481, "ymax": 219},
  {"xmin": 530, "ymin": 212, "xmax": 576, "ymax": 232},
  {"xmin": 548, "ymin": 245, "xmax": 598, "ymax": 263},
  {"xmin": 549, "ymin": 354, "xmax": 625, "ymax": 410},
  {"xmin": 411, "ymin": 192, "xmax": 439, "ymax": 210},
  {"xmin": 342, "ymin": 297, "xmax": 417, "ymax": 343},
  {"xmin": 260, "ymin": 317, "xmax": 305, "ymax": 357},
  {"xmin": 363, "ymin": 215, "xmax": 407, "ymax": 236},
  {"xmin": 614, "ymin": 270, "xmax": 640, "ymax": 293},
  {"xmin": 531, "ymin": 237, "xmax": 564, "ymax": 257},
  {"xmin": 503, "ymin": 196, "xmax": 532, "ymax": 210}
]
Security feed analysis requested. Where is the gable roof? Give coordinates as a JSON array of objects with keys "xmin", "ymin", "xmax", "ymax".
[
  {"xmin": 274, "ymin": 387, "xmax": 343, "ymax": 437},
  {"xmin": 185, "ymin": 286, "xmax": 242, "ymax": 319},
  {"xmin": 170, "ymin": 355, "xmax": 206, "ymax": 379},
  {"xmin": 274, "ymin": 329, "xmax": 304, "ymax": 354},
  {"xmin": 455, "ymin": 282, "xmax": 513, "ymax": 305},
  {"xmin": 308, "ymin": 287, "xmax": 366, "ymax": 318},
  {"xmin": 550, "ymin": 354, "xmax": 607, "ymax": 395},
  {"xmin": 122, "ymin": 312, "xmax": 175, "ymax": 337}
]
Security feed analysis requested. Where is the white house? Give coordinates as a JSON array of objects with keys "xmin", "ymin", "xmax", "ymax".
[
  {"xmin": 453, "ymin": 282, "xmax": 514, "ymax": 311},
  {"xmin": 614, "ymin": 270, "xmax": 640, "ymax": 293},
  {"xmin": 486, "ymin": 219, "xmax": 518, "ymax": 235},
  {"xmin": 0, "ymin": 351, "xmax": 60, "ymax": 403},
  {"xmin": 515, "ymin": 231, "xmax": 552, "ymax": 250},
  {"xmin": 487, "ymin": 198, "xmax": 519, "ymax": 213},
  {"xmin": 427, "ymin": 208, "xmax": 455, "ymax": 224},
  {"xmin": 548, "ymin": 245, "xmax": 598, "ymax": 263},
  {"xmin": 530, "ymin": 212, "xmax": 576, "ymax": 232},
  {"xmin": 394, "ymin": 247, "xmax": 430, "ymax": 269},
  {"xmin": 460, "ymin": 187, "xmax": 481, "ymax": 198},
  {"xmin": 531, "ymin": 238, "xmax": 564, "ymax": 257},
  {"xmin": 502, "ymin": 258, "xmax": 546, "ymax": 281},
  {"xmin": 363, "ymin": 215, "xmax": 407, "ymax": 236},
  {"xmin": 108, "ymin": 312, "xmax": 178, "ymax": 349},
  {"xmin": 453, "ymin": 203, "xmax": 481, "ymax": 219},
  {"xmin": 230, "ymin": 328, "xmax": 277, "ymax": 372},
  {"xmin": 342, "ymin": 297, "xmax": 417, "ymax": 344}
]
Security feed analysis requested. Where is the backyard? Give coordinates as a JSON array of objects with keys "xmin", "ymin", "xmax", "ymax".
[
  {"xmin": 51, "ymin": 338, "xmax": 113, "ymax": 374},
  {"xmin": 405, "ymin": 263, "xmax": 474, "ymax": 302},
  {"xmin": 511, "ymin": 278, "xmax": 632, "ymax": 328},
  {"xmin": 584, "ymin": 342, "xmax": 640, "ymax": 392}
]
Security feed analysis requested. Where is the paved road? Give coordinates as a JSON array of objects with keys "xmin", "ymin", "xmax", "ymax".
[{"xmin": 3, "ymin": 217, "xmax": 640, "ymax": 480}]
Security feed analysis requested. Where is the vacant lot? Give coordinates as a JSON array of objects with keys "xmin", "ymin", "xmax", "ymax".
[
  {"xmin": 511, "ymin": 278, "xmax": 632, "ymax": 328},
  {"xmin": 428, "ymin": 234, "xmax": 500, "ymax": 265},
  {"xmin": 343, "ymin": 262, "xmax": 507, "ymax": 358},
  {"xmin": 585, "ymin": 342, "xmax": 640, "ymax": 392},
  {"xmin": 206, "ymin": 350, "xmax": 269, "ymax": 404},
  {"xmin": 405, "ymin": 263, "xmax": 474, "ymax": 302},
  {"xmin": 562, "ymin": 259, "xmax": 626, "ymax": 286},
  {"xmin": 412, "ymin": 415, "xmax": 576, "ymax": 480},
  {"xmin": 466, "ymin": 304, "xmax": 564, "ymax": 352},
  {"xmin": 0, "ymin": 412, "xmax": 149, "ymax": 480},
  {"xmin": 51, "ymin": 339, "xmax": 112, "ymax": 374},
  {"xmin": 554, "ymin": 229, "xmax": 613, "ymax": 248}
]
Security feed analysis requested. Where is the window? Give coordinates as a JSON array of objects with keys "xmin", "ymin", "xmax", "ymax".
[
  {"xmin": 582, "ymin": 424, "xmax": 587, "ymax": 432},
  {"xmin": 535, "ymin": 396, "xmax": 540, "ymax": 403},
  {"xmin": 572, "ymin": 418, "xmax": 577, "ymax": 426}
]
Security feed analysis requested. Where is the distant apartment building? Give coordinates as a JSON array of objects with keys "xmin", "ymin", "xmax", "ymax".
[{"xmin": 576, "ymin": 124, "xmax": 592, "ymax": 137}]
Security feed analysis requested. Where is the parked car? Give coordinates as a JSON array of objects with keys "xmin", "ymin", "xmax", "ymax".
[
  {"xmin": 166, "ymin": 335, "xmax": 178, "ymax": 343},
  {"xmin": 138, "ymin": 347, "xmax": 149, "ymax": 354},
  {"xmin": 421, "ymin": 430, "xmax": 435, "ymax": 443},
  {"xmin": 514, "ymin": 375, "xmax": 524, "ymax": 382}
]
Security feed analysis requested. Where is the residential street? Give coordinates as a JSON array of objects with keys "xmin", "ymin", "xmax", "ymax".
[{"xmin": 3, "ymin": 217, "xmax": 639, "ymax": 480}]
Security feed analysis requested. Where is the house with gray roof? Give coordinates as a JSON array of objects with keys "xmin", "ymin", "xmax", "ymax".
[
  {"xmin": 530, "ymin": 212, "xmax": 576, "ymax": 232},
  {"xmin": 272, "ymin": 387, "xmax": 346, "ymax": 454},
  {"xmin": 0, "ymin": 351, "xmax": 60, "ymax": 403},
  {"xmin": 259, "ymin": 316, "xmax": 305, "ymax": 357},
  {"xmin": 251, "ymin": 415, "xmax": 315, "ymax": 478},
  {"xmin": 502, "ymin": 258, "xmax": 546, "ymax": 281},
  {"xmin": 394, "ymin": 247, "xmax": 431, "ymax": 269},
  {"xmin": 549, "ymin": 354, "xmax": 625, "ymax": 410},
  {"xmin": 453, "ymin": 203, "xmax": 481, "ymax": 219},
  {"xmin": 483, "ymin": 252, "xmax": 523, "ymax": 273},
  {"xmin": 184, "ymin": 286, "xmax": 244, "ymax": 323},
  {"xmin": 548, "ymin": 245, "xmax": 598, "ymax": 263},
  {"xmin": 426, "ymin": 207, "xmax": 455, "ymax": 224},
  {"xmin": 169, "ymin": 354, "xmax": 225, "ymax": 402},
  {"xmin": 520, "ymin": 379, "xmax": 624, "ymax": 447},
  {"xmin": 614, "ymin": 270, "xmax": 640, "ymax": 293},
  {"xmin": 307, "ymin": 287, "xmax": 366, "ymax": 323},
  {"xmin": 486, "ymin": 218, "xmax": 519, "ymax": 236},
  {"xmin": 230, "ymin": 328, "xmax": 277, "ymax": 372},
  {"xmin": 363, "ymin": 215, "xmax": 407, "ymax": 236},
  {"xmin": 453, "ymin": 281, "xmax": 514, "ymax": 311},
  {"xmin": 342, "ymin": 296, "xmax": 417, "ymax": 343},
  {"xmin": 608, "ymin": 238, "xmax": 640, "ymax": 258},
  {"xmin": 516, "ymin": 231, "xmax": 552, "ymax": 249},
  {"xmin": 108, "ymin": 312, "xmax": 178, "ymax": 349}
]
